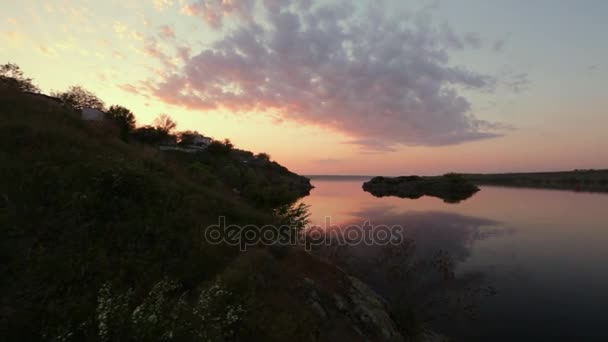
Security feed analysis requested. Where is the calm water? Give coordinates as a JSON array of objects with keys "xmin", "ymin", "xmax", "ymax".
[{"xmin": 302, "ymin": 177, "xmax": 608, "ymax": 341}]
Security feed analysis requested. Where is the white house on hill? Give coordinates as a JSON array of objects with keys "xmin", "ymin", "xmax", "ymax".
[
  {"xmin": 81, "ymin": 108, "xmax": 105, "ymax": 121},
  {"xmin": 160, "ymin": 133, "xmax": 213, "ymax": 153},
  {"xmin": 192, "ymin": 134, "xmax": 213, "ymax": 146}
]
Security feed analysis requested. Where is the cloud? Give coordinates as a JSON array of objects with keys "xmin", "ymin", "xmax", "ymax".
[
  {"xmin": 113, "ymin": 21, "xmax": 128, "ymax": 38},
  {"xmin": 142, "ymin": 36, "xmax": 176, "ymax": 69},
  {"xmin": 153, "ymin": 0, "xmax": 174, "ymax": 11},
  {"xmin": 181, "ymin": 0, "xmax": 256, "ymax": 29},
  {"xmin": 97, "ymin": 72, "xmax": 108, "ymax": 82},
  {"xmin": 440, "ymin": 24, "xmax": 484, "ymax": 50},
  {"xmin": 119, "ymin": 81, "xmax": 154, "ymax": 99},
  {"xmin": 493, "ymin": 39, "xmax": 505, "ymax": 53},
  {"xmin": 158, "ymin": 24, "xmax": 176, "ymax": 40},
  {"xmin": 131, "ymin": 31, "xmax": 144, "ymax": 41},
  {"xmin": 503, "ymin": 72, "xmax": 529, "ymax": 93},
  {"xmin": 176, "ymin": 46, "xmax": 192, "ymax": 61},
  {"xmin": 38, "ymin": 45, "xmax": 58, "ymax": 57},
  {"xmin": 464, "ymin": 32, "xmax": 483, "ymax": 49},
  {"xmin": 96, "ymin": 38, "xmax": 111, "ymax": 47},
  {"xmin": 2, "ymin": 31, "xmax": 26, "ymax": 45},
  {"xmin": 149, "ymin": 0, "xmax": 509, "ymax": 149},
  {"xmin": 113, "ymin": 50, "xmax": 126, "ymax": 60},
  {"xmin": 119, "ymin": 83, "xmax": 141, "ymax": 94}
]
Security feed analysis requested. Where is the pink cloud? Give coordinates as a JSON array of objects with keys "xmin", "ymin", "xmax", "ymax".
[
  {"xmin": 142, "ymin": 36, "xmax": 176, "ymax": 69},
  {"xmin": 181, "ymin": 0, "xmax": 255, "ymax": 29},
  {"xmin": 119, "ymin": 83, "xmax": 140, "ymax": 94},
  {"xmin": 148, "ymin": 0, "xmax": 512, "ymax": 149},
  {"xmin": 158, "ymin": 24, "xmax": 176, "ymax": 40}
]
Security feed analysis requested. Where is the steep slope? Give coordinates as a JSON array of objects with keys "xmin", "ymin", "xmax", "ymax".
[{"xmin": 0, "ymin": 89, "xmax": 417, "ymax": 341}]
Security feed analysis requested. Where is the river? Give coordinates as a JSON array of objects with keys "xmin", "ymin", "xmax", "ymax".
[{"xmin": 302, "ymin": 177, "xmax": 608, "ymax": 341}]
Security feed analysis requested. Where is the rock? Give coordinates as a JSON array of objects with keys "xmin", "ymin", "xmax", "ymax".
[
  {"xmin": 311, "ymin": 301, "xmax": 328, "ymax": 320},
  {"xmin": 363, "ymin": 174, "xmax": 479, "ymax": 203},
  {"xmin": 303, "ymin": 277, "xmax": 315, "ymax": 286},
  {"xmin": 334, "ymin": 294, "xmax": 347, "ymax": 312},
  {"xmin": 416, "ymin": 331, "xmax": 450, "ymax": 342},
  {"xmin": 346, "ymin": 276, "xmax": 403, "ymax": 341}
]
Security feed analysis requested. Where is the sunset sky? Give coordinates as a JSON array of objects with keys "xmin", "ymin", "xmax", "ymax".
[{"xmin": 2, "ymin": 0, "xmax": 607, "ymax": 175}]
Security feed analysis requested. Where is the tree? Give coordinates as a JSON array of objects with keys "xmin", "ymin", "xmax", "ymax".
[
  {"xmin": 223, "ymin": 139, "xmax": 233, "ymax": 150},
  {"xmin": 206, "ymin": 140, "xmax": 230, "ymax": 155},
  {"xmin": 0, "ymin": 63, "xmax": 40, "ymax": 92},
  {"xmin": 51, "ymin": 85, "xmax": 104, "ymax": 110},
  {"xmin": 177, "ymin": 130, "xmax": 199, "ymax": 146},
  {"xmin": 106, "ymin": 105, "xmax": 136, "ymax": 141},
  {"xmin": 256, "ymin": 153, "xmax": 271, "ymax": 161},
  {"xmin": 131, "ymin": 126, "xmax": 168, "ymax": 145},
  {"xmin": 153, "ymin": 114, "xmax": 177, "ymax": 134}
]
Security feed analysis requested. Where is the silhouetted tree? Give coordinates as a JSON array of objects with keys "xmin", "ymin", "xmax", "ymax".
[
  {"xmin": 106, "ymin": 105, "xmax": 136, "ymax": 141},
  {"xmin": 153, "ymin": 114, "xmax": 177, "ymax": 134},
  {"xmin": 131, "ymin": 126, "xmax": 168, "ymax": 145},
  {"xmin": 0, "ymin": 63, "xmax": 39, "ymax": 92},
  {"xmin": 51, "ymin": 86, "xmax": 104, "ymax": 110},
  {"xmin": 177, "ymin": 130, "xmax": 199, "ymax": 146},
  {"xmin": 207, "ymin": 140, "xmax": 231, "ymax": 155},
  {"xmin": 223, "ymin": 139, "xmax": 233, "ymax": 150},
  {"xmin": 256, "ymin": 153, "xmax": 271, "ymax": 161}
]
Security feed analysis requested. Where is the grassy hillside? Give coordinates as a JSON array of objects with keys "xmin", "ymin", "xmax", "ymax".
[
  {"xmin": 0, "ymin": 89, "xmax": 417, "ymax": 341},
  {"xmin": 163, "ymin": 146, "xmax": 312, "ymax": 208},
  {"xmin": 0, "ymin": 88, "xmax": 270, "ymax": 338}
]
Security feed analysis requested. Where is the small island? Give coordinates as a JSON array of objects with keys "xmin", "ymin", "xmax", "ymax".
[{"xmin": 363, "ymin": 174, "xmax": 480, "ymax": 203}]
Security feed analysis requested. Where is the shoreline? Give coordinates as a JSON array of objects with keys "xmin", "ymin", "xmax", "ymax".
[{"xmin": 307, "ymin": 170, "xmax": 608, "ymax": 193}]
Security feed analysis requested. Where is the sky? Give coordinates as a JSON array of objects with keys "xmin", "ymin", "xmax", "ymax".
[{"xmin": 1, "ymin": 0, "xmax": 607, "ymax": 175}]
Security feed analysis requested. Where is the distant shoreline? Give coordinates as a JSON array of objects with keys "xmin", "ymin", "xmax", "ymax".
[
  {"xmin": 306, "ymin": 175, "xmax": 374, "ymax": 181},
  {"xmin": 462, "ymin": 170, "xmax": 608, "ymax": 193},
  {"xmin": 307, "ymin": 169, "xmax": 608, "ymax": 193}
]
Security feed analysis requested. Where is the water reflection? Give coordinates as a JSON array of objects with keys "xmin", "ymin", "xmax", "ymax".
[
  {"xmin": 313, "ymin": 206, "xmax": 509, "ymax": 330},
  {"xmin": 303, "ymin": 179, "xmax": 608, "ymax": 341},
  {"xmin": 345, "ymin": 207, "xmax": 510, "ymax": 262},
  {"xmin": 364, "ymin": 190, "xmax": 478, "ymax": 203}
]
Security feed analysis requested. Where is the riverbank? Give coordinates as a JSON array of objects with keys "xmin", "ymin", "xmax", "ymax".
[
  {"xmin": 1, "ymin": 88, "xmax": 435, "ymax": 340},
  {"xmin": 311, "ymin": 170, "xmax": 608, "ymax": 194},
  {"xmin": 462, "ymin": 170, "xmax": 608, "ymax": 193}
]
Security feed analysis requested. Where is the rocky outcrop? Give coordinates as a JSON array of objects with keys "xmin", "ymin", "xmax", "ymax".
[
  {"xmin": 302, "ymin": 275, "xmax": 404, "ymax": 341},
  {"xmin": 224, "ymin": 249, "xmax": 435, "ymax": 341},
  {"xmin": 344, "ymin": 276, "xmax": 404, "ymax": 340},
  {"xmin": 363, "ymin": 174, "xmax": 479, "ymax": 203}
]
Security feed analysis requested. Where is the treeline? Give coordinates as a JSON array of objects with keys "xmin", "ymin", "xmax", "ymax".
[
  {"xmin": 463, "ymin": 170, "xmax": 608, "ymax": 192},
  {"xmin": 1, "ymin": 62, "xmax": 312, "ymax": 207},
  {"xmin": 1, "ymin": 62, "xmax": 234, "ymax": 150}
]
